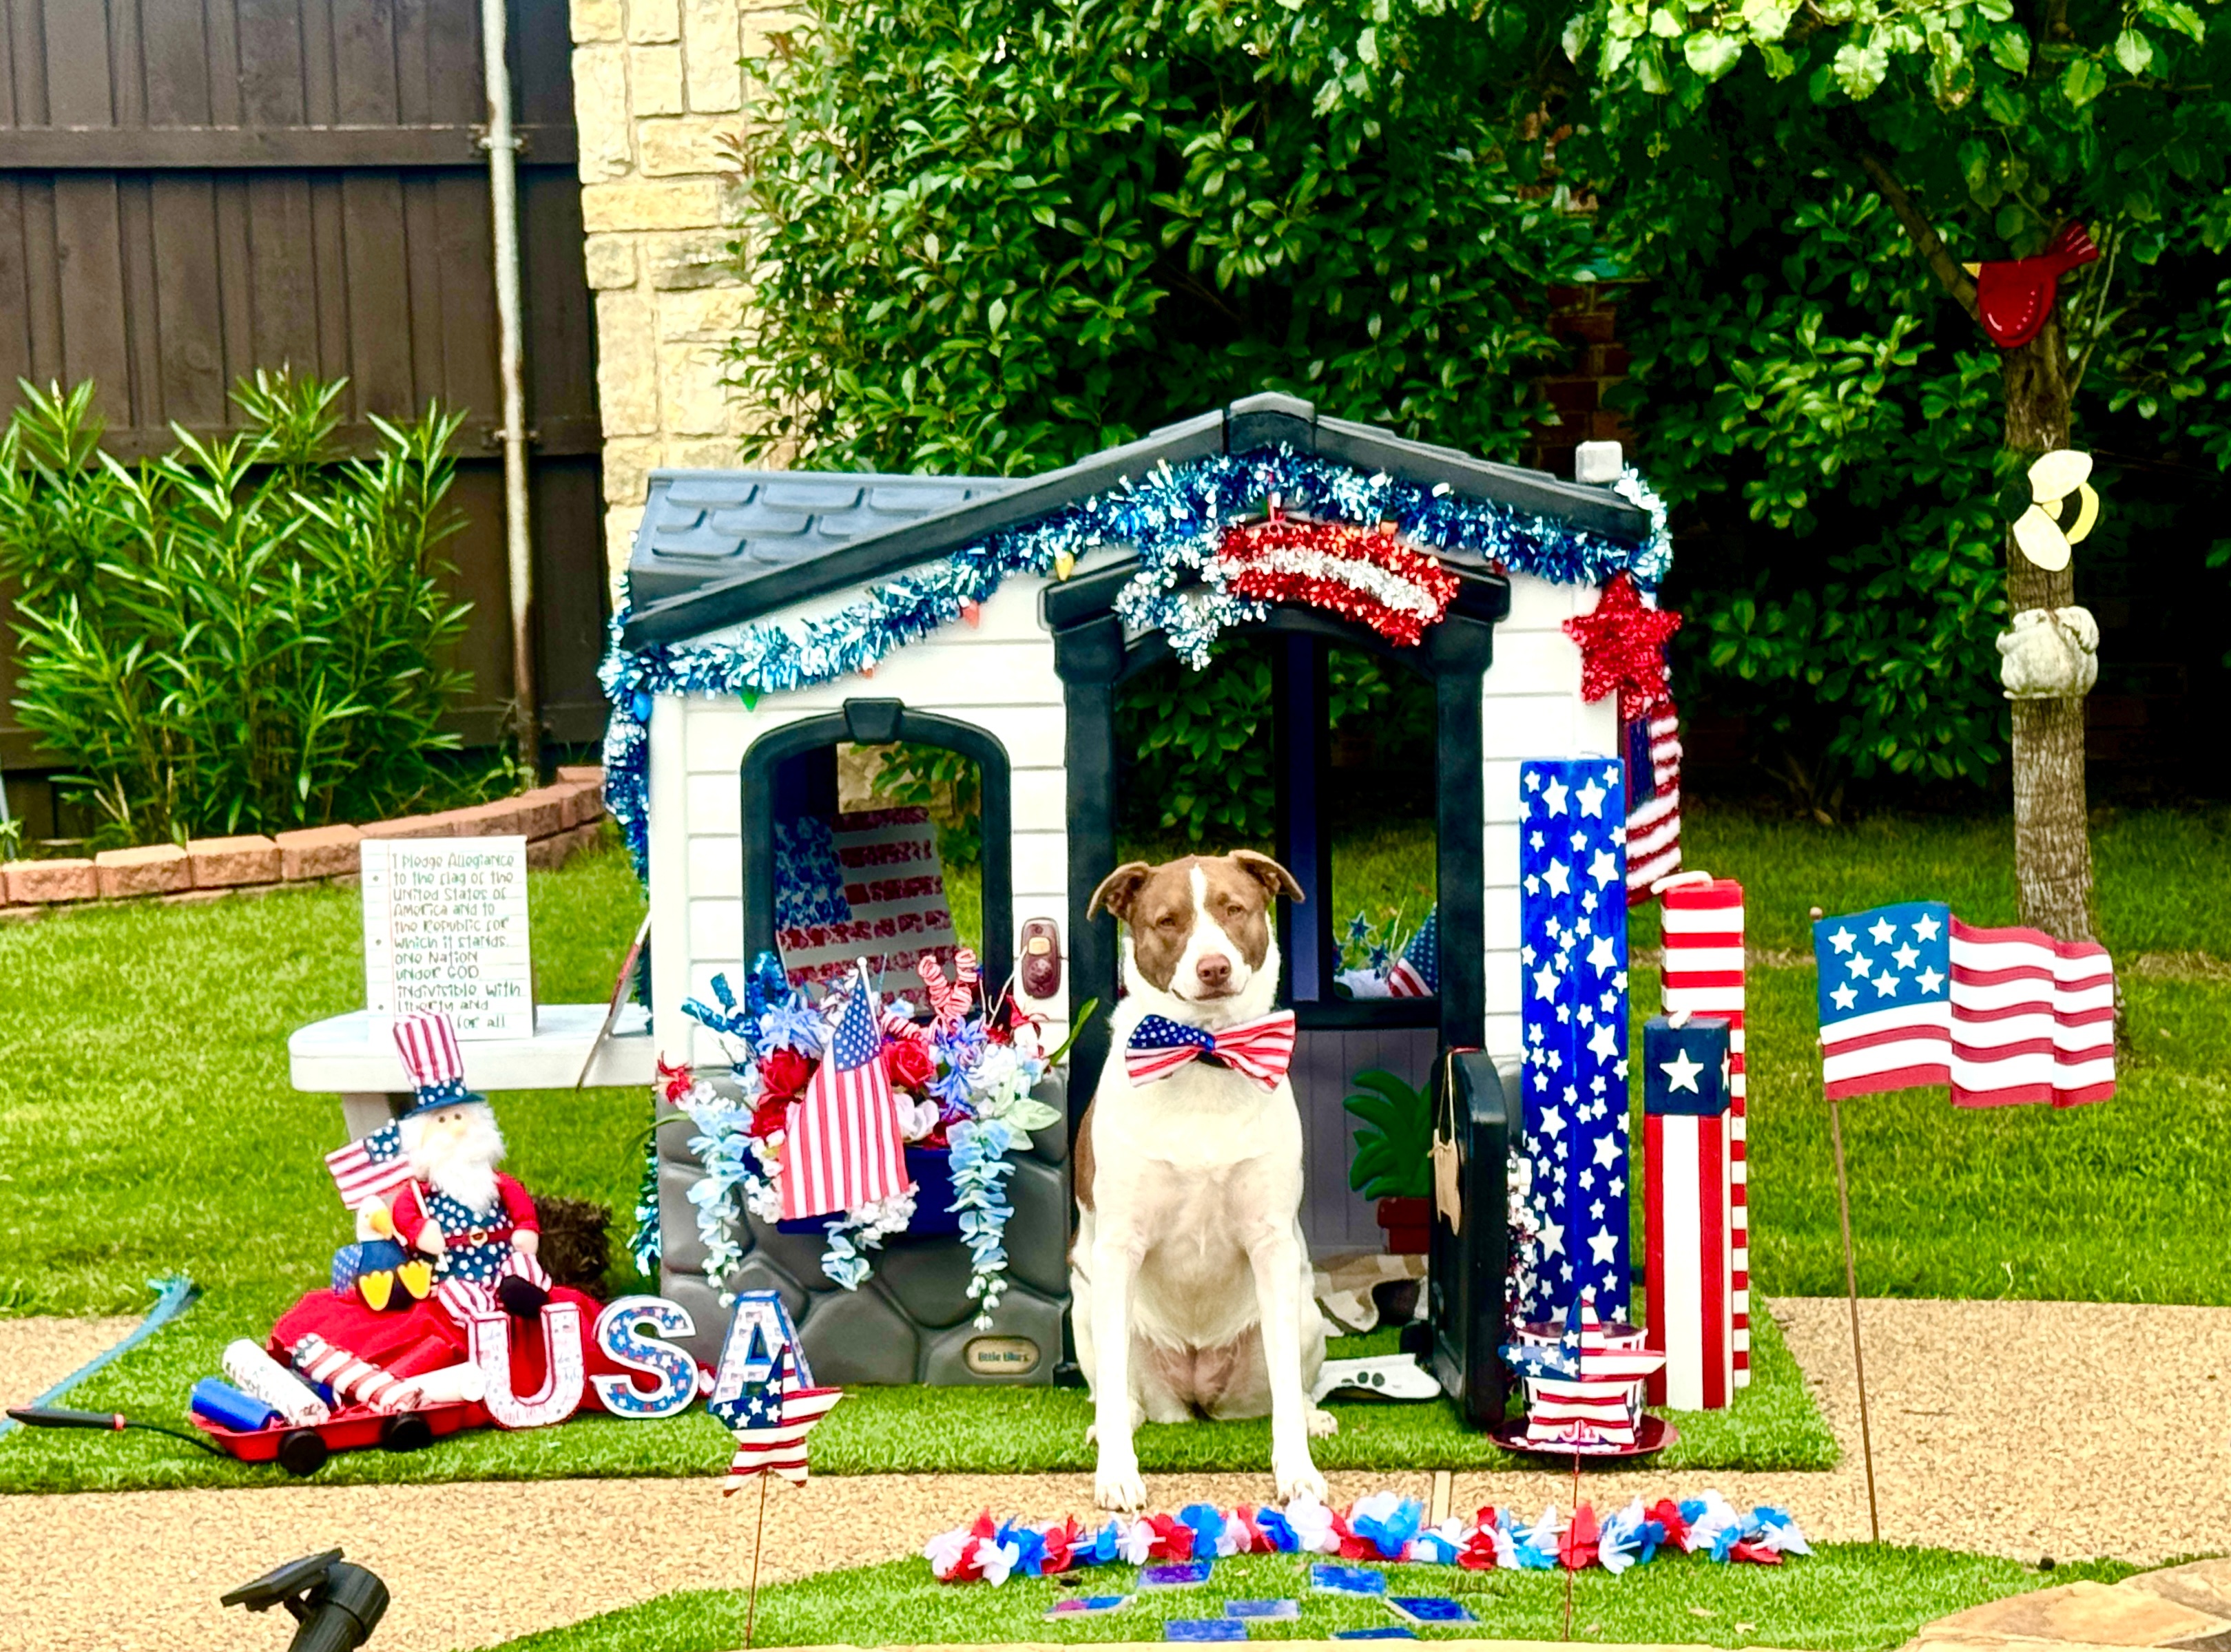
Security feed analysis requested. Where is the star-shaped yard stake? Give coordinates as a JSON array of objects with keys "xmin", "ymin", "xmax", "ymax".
[{"xmin": 1562, "ymin": 574, "xmax": 1682, "ymax": 719}]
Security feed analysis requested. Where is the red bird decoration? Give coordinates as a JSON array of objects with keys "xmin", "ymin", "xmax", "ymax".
[{"xmin": 1966, "ymin": 223, "xmax": 2099, "ymax": 350}]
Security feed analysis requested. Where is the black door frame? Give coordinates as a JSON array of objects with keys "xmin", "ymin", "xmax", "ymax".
[
  {"xmin": 1047, "ymin": 566, "xmax": 1509, "ymax": 1126},
  {"xmin": 738, "ymin": 698, "xmax": 1015, "ymax": 994}
]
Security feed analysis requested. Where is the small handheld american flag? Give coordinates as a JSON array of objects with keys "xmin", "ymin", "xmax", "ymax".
[
  {"xmin": 779, "ymin": 965, "xmax": 913, "ymax": 1221},
  {"xmin": 1384, "ymin": 910, "xmax": 1439, "ymax": 998},
  {"xmin": 324, "ymin": 1120, "xmax": 413, "ymax": 1210}
]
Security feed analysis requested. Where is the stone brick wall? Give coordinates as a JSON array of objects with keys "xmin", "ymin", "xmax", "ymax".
[
  {"xmin": 569, "ymin": 0, "xmax": 791, "ymax": 585},
  {"xmin": 1525, "ymin": 281, "xmax": 1639, "ymax": 482},
  {"xmin": 0, "ymin": 769, "xmax": 610, "ymax": 918}
]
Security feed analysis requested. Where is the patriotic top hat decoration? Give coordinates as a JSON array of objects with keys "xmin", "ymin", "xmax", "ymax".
[
  {"xmin": 1497, "ymin": 1288, "xmax": 1673, "ymax": 1457},
  {"xmin": 393, "ymin": 1010, "xmax": 484, "ymax": 1117}
]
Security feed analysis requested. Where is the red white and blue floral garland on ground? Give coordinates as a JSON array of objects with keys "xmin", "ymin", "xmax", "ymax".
[
  {"xmin": 597, "ymin": 448, "xmax": 1670, "ymax": 880},
  {"xmin": 926, "ymin": 1489, "xmax": 1807, "ymax": 1583}
]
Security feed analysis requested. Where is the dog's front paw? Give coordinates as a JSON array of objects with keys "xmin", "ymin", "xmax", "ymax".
[
  {"xmin": 1273, "ymin": 1447, "xmax": 1327, "ymax": 1508},
  {"xmin": 1306, "ymin": 1407, "xmax": 1340, "ymax": 1439},
  {"xmin": 1095, "ymin": 1454, "xmax": 1148, "ymax": 1512}
]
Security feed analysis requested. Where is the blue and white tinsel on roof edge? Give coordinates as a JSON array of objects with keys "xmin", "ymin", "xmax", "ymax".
[{"xmin": 599, "ymin": 449, "xmax": 1672, "ymax": 879}]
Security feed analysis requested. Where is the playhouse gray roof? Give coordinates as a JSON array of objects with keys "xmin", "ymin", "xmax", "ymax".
[{"xmin": 621, "ymin": 393, "xmax": 1648, "ymax": 647}]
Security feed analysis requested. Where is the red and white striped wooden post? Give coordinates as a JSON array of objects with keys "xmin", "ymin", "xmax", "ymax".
[
  {"xmin": 1659, "ymin": 875, "xmax": 1749, "ymax": 1388},
  {"xmin": 1643, "ymin": 1015, "xmax": 1734, "ymax": 1410}
]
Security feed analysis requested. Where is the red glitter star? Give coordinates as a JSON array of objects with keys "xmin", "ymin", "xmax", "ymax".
[{"xmin": 1562, "ymin": 574, "xmax": 1681, "ymax": 720}]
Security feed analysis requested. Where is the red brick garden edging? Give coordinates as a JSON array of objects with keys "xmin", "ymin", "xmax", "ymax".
[{"xmin": 0, "ymin": 765, "xmax": 609, "ymax": 919}]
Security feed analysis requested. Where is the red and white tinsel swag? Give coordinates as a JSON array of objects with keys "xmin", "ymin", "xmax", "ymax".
[{"xmin": 1216, "ymin": 505, "xmax": 1460, "ymax": 649}]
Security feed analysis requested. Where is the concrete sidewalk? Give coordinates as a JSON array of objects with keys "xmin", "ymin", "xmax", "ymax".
[{"xmin": 0, "ymin": 1297, "xmax": 2223, "ymax": 1652}]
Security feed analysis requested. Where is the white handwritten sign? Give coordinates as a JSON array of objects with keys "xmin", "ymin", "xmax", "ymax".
[{"xmin": 362, "ymin": 837, "xmax": 534, "ymax": 1038}]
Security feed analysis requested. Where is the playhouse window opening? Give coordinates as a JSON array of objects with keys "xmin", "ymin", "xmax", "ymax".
[
  {"xmin": 1322, "ymin": 645, "xmax": 1437, "ymax": 995},
  {"xmin": 754, "ymin": 726, "xmax": 999, "ymax": 1001},
  {"xmin": 1110, "ymin": 632, "xmax": 1438, "ymax": 1004}
]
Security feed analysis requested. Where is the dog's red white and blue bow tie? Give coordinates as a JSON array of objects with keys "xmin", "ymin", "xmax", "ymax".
[{"xmin": 1124, "ymin": 1011, "xmax": 1297, "ymax": 1089}]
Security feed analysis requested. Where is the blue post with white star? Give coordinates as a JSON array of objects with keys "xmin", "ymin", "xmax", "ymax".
[{"xmin": 1517, "ymin": 757, "xmax": 1632, "ymax": 1324}]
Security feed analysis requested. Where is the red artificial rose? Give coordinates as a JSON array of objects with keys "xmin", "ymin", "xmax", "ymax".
[
  {"xmin": 884, "ymin": 1037, "xmax": 936, "ymax": 1094},
  {"xmin": 759, "ymin": 1048, "xmax": 815, "ymax": 1100},
  {"xmin": 748, "ymin": 1097, "xmax": 790, "ymax": 1142}
]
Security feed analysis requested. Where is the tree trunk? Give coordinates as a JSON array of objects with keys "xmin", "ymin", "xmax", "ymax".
[{"xmin": 2000, "ymin": 316, "xmax": 2097, "ymax": 944}]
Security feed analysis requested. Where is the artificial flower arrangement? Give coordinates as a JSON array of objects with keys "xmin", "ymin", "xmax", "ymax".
[
  {"xmin": 926, "ymin": 1489, "xmax": 1809, "ymax": 1585},
  {"xmin": 672, "ymin": 948, "xmax": 1075, "ymax": 1326}
]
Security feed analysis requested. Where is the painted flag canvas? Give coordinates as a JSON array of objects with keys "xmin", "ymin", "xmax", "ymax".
[{"xmin": 774, "ymin": 806, "xmax": 958, "ymax": 994}]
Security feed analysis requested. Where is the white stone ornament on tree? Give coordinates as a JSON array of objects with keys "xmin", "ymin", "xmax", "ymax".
[{"xmin": 1997, "ymin": 607, "xmax": 2100, "ymax": 700}]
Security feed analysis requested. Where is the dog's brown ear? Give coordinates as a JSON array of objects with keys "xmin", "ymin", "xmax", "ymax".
[
  {"xmin": 1088, "ymin": 861, "xmax": 1154, "ymax": 923},
  {"xmin": 1229, "ymin": 849, "xmax": 1305, "ymax": 905}
]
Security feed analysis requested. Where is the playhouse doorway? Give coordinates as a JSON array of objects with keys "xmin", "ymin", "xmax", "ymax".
[
  {"xmin": 739, "ymin": 702, "xmax": 1013, "ymax": 1001},
  {"xmin": 1110, "ymin": 629, "xmax": 1442, "ymax": 1257}
]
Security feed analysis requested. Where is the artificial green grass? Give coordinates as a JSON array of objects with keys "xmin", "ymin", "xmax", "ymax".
[
  {"xmin": 473, "ymin": 1547, "xmax": 2137, "ymax": 1652},
  {"xmin": 0, "ymin": 1304, "xmax": 1829, "ymax": 1493}
]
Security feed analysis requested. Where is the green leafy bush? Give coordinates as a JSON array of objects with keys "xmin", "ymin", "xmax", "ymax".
[
  {"xmin": 723, "ymin": 0, "xmax": 1592, "ymax": 477},
  {"xmin": 1611, "ymin": 187, "xmax": 2013, "ymax": 797},
  {"xmin": 0, "ymin": 373, "xmax": 471, "ymax": 846}
]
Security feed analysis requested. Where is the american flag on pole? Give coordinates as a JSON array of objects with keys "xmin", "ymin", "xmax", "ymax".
[
  {"xmin": 1623, "ymin": 704, "xmax": 1683, "ymax": 903},
  {"xmin": 779, "ymin": 966, "xmax": 914, "ymax": 1220},
  {"xmin": 1659, "ymin": 876, "xmax": 1750, "ymax": 1387},
  {"xmin": 1813, "ymin": 902, "xmax": 2116, "ymax": 1106},
  {"xmin": 324, "ymin": 1121, "xmax": 413, "ymax": 1210}
]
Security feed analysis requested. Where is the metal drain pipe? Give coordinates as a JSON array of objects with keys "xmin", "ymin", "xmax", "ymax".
[{"xmin": 481, "ymin": 0, "xmax": 538, "ymax": 775}]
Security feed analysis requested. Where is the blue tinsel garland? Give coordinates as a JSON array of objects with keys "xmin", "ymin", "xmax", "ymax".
[{"xmin": 599, "ymin": 449, "xmax": 1670, "ymax": 877}]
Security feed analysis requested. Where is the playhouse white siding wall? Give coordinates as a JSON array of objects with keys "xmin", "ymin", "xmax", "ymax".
[
  {"xmin": 645, "ymin": 562, "xmax": 1611, "ymax": 1074},
  {"xmin": 1480, "ymin": 573, "xmax": 1621, "ymax": 1061},
  {"xmin": 646, "ymin": 574, "xmax": 1071, "ymax": 1068}
]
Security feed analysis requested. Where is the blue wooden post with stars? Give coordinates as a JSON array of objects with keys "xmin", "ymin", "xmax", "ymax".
[{"xmin": 1517, "ymin": 757, "xmax": 1631, "ymax": 1323}]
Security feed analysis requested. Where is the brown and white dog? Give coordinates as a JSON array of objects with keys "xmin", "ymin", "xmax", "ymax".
[{"xmin": 1072, "ymin": 850, "xmax": 1334, "ymax": 1512}]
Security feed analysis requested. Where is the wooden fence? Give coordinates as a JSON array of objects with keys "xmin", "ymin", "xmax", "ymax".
[{"xmin": 0, "ymin": 0, "xmax": 609, "ymax": 838}]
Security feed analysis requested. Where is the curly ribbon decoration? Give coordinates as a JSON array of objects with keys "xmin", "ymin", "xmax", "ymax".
[{"xmin": 917, "ymin": 947, "xmax": 980, "ymax": 1032}]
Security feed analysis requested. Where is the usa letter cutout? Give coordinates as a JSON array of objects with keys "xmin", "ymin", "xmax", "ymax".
[
  {"xmin": 708, "ymin": 1290, "xmax": 810, "ymax": 1429},
  {"xmin": 461, "ymin": 1297, "xmax": 586, "ymax": 1428},
  {"xmin": 591, "ymin": 1295, "xmax": 700, "ymax": 1419}
]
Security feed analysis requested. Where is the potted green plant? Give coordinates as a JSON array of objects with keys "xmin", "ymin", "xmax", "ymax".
[{"xmin": 1344, "ymin": 1068, "xmax": 1433, "ymax": 1253}]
